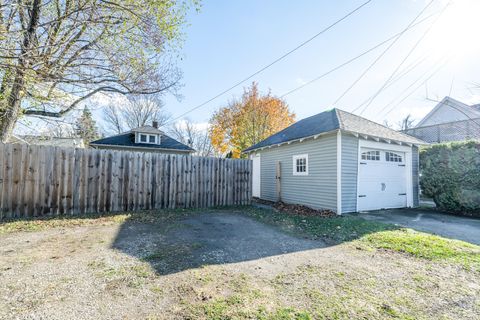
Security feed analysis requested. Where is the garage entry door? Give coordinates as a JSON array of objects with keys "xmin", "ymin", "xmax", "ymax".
[{"xmin": 357, "ymin": 148, "xmax": 407, "ymax": 211}]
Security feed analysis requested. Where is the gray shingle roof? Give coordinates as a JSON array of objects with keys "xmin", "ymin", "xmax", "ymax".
[
  {"xmin": 90, "ymin": 132, "xmax": 194, "ymax": 152},
  {"xmin": 243, "ymin": 108, "xmax": 426, "ymax": 152}
]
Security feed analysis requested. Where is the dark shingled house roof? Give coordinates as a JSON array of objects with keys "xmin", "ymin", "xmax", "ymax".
[
  {"xmin": 90, "ymin": 128, "xmax": 194, "ymax": 152},
  {"xmin": 243, "ymin": 108, "xmax": 426, "ymax": 152}
]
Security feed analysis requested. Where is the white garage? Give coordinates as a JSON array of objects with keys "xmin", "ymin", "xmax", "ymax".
[{"xmin": 244, "ymin": 108, "xmax": 426, "ymax": 214}]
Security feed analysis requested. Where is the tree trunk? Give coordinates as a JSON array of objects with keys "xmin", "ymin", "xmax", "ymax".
[{"xmin": 0, "ymin": 0, "xmax": 42, "ymax": 143}]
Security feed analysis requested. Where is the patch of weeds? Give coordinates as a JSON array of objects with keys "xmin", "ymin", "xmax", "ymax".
[
  {"xmin": 181, "ymin": 272, "xmax": 276, "ymax": 319},
  {"xmin": 0, "ymin": 213, "xmax": 129, "ymax": 234},
  {"xmin": 150, "ymin": 286, "xmax": 163, "ymax": 295},
  {"xmin": 97, "ymin": 263, "xmax": 154, "ymax": 282},
  {"xmin": 193, "ymin": 267, "xmax": 213, "ymax": 284},
  {"xmin": 87, "ymin": 260, "xmax": 107, "ymax": 269},
  {"xmin": 268, "ymin": 308, "xmax": 313, "ymax": 320},
  {"xmin": 131, "ymin": 264, "xmax": 152, "ymax": 278},
  {"xmin": 142, "ymin": 242, "xmax": 202, "ymax": 264},
  {"xmin": 0, "ymin": 207, "xmax": 209, "ymax": 234},
  {"xmin": 241, "ymin": 207, "xmax": 396, "ymax": 243}
]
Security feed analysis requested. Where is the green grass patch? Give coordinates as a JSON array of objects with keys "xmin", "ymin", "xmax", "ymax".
[
  {"xmin": 242, "ymin": 206, "xmax": 480, "ymax": 270},
  {"xmin": 359, "ymin": 229, "xmax": 480, "ymax": 271}
]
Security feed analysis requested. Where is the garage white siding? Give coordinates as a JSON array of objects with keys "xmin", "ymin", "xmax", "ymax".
[
  {"xmin": 259, "ymin": 133, "xmax": 337, "ymax": 211},
  {"xmin": 412, "ymin": 146, "xmax": 420, "ymax": 207},
  {"xmin": 341, "ymin": 133, "xmax": 358, "ymax": 213}
]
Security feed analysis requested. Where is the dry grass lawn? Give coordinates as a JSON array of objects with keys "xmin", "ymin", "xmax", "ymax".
[{"xmin": 0, "ymin": 207, "xmax": 479, "ymax": 320}]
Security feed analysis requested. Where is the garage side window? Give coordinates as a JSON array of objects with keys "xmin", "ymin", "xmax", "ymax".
[
  {"xmin": 361, "ymin": 150, "xmax": 380, "ymax": 161},
  {"xmin": 386, "ymin": 152, "xmax": 403, "ymax": 162},
  {"xmin": 292, "ymin": 154, "xmax": 308, "ymax": 176}
]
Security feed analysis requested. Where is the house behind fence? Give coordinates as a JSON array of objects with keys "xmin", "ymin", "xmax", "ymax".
[
  {"xmin": 0, "ymin": 143, "xmax": 252, "ymax": 219},
  {"xmin": 404, "ymin": 118, "xmax": 480, "ymax": 143},
  {"xmin": 405, "ymin": 96, "xmax": 480, "ymax": 143}
]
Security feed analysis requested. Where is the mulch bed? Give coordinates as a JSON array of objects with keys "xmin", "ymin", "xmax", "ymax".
[{"xmin": 253, "ymin": 198, "xmax": 336, "ymax": 217}]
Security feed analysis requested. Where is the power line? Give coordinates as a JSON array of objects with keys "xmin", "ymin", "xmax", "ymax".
[
  {"xmin": 332, "ymin": 0, "xmax": 436, "ymax": 107},
  {"xmin": 279, "ymin": 12, "xmax": 437, "ymax": 99},
  {"xmin": 380, "ymin": 59, "xmax": 449, "ymax": 119},
  {"xmin": 347, "ymin": 53, "xmax": 431, "ymax": 113},
  {"xmin": 357, "ymin": 1, "xmax": 451, "ymax": 115},
  {"xmin": 204, "ymin": 14, "xmax": 436, "ymax": 126},
  {"xmin": 165, "ymin": 0, "xmax": 373, "ymax": 124}
]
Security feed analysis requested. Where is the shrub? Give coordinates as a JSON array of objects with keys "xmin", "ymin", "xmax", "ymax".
[{"xmin": 420, "ymin": 141, "xmax": 480, "ymax": 216}]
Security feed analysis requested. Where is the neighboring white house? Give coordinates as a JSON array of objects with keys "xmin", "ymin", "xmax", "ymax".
[
  {"xmin": 405, "ymin": 96, "xmax": 480, "ymax": 143},
  {"xmin": 243, "ymin": 108, "xmax": 427, "ymax": 214}
]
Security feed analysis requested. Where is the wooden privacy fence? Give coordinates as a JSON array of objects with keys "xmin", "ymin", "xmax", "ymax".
[{"xmin": 0, "ymin": 143, "xmax": 252, "ymax": 219}]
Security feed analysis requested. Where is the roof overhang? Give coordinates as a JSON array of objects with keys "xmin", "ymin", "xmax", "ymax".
[
  {"xmin": 243, "ymin": 129, "xmax": 428, "ymax": 154},
  {"xmin": 342, "ymin": 130, "xmax": 428, "ymax": 146},
  {"xmin": 243, "ymin": 129, "xmax": 338, "ymax": 154},
  {"xmin": 90, "ymin": 143, "xmax": 195, "ymax": 153}
]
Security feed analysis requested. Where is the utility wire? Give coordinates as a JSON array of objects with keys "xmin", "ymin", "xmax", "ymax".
[
  {"xmin": 357, "ymin": 1, "xmax": 451, "ymax": 115},
  {"xmin": 348, "ymin": 53, "xmax": 431, "ymax": 113},
  {"xmin": 332, "ymin": 0, "xmax": 436, "ymax": 107},
  {"xmin": 279, "ymin": 12, "xmax": 437, "ymax": 99},
  {"xmin": 379, "ymin": 61, "xmax": 446, "ymax": 118},
  {"xmin": 165, "ymin": 0, "xmax": 373, "ymax": 124},
  {"xmin": 380, "ymin": 59, "xmax": 449, "ymax": 119}
]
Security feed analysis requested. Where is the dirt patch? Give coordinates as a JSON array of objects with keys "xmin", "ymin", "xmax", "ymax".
[
  {"xmin": 254, "ymin": 198, "xmax": 336, "ymax": 217},
  {"xmin": 0, "ymin": 210, "xmax": 479, "ymax": 319}
]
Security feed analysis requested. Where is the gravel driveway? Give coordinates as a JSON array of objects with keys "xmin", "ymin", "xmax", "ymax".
[{"xmin": 112, "ymin": 213, "xmax": 323, "ymax": 275}]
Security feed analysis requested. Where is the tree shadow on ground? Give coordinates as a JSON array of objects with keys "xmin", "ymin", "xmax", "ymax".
[{"xmin": 110, "ymin": 207, "xmax": 399, "ymax": 276}]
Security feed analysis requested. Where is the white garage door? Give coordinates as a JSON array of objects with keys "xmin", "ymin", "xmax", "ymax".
[{"xmin": 357, "ymin": 148, "xmax": 407, "ymax": 211}]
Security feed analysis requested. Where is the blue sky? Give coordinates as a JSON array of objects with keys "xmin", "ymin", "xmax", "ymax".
[
  {"xmin": 17, "ymin": 0, "xmax": 480, "ymax": 135},
  {"xmin": 162, "ymin": 0, "xmax": 480, "ymax": 127}
]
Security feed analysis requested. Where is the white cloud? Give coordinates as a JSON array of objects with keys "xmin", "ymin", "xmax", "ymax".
[
  {"xmin": 295, "ymin": 77, "xmax": 307, "ymax": 86},
  {"xmin": 173, "ymin": 119, "xmax": 210, "ymax": 132}
]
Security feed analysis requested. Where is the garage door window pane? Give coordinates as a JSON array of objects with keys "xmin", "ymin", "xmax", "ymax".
[
  {"xmin": 386, "ymin": 152, "xmax": 402, "ymax": 162},
  {"xmin": 361, "ymin": 150, "xmax": 380, "ymax": 161}
]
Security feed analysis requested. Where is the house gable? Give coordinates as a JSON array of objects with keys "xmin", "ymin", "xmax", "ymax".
[{"xmin": 416, "ymin": 97, "xmax": 480, "ymax": 127}]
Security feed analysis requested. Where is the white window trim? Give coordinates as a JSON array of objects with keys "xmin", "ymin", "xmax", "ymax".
[
  {"xmin": 136, "ymin": 132, "xmax": 160, "ymax": 145},
  {"xmin": 292, "ymin": 154, "xmax": 309, "ymax": 176}
]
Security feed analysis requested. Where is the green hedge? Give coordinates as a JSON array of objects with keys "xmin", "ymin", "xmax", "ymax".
[{"xmin": 420, "ymin": 141, "xmax": 480, "ymax": 217}]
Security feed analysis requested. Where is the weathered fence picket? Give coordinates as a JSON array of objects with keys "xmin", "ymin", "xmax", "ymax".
[{"xmin": 0, "ymin": 143, "xmax": 252, "ymax": 219}]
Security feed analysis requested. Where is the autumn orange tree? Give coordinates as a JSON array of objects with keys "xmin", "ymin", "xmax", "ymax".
[{"xmin": 209, "ymin": 83, "xmax": 295, "ymax": 158}]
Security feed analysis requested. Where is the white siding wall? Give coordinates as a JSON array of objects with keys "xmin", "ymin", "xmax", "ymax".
[
  {"xmin": 258, "ymin": 133, "xmax": 338, "ymax": 211},
  {"xmin": 420, "ymin": 104, "xmax": 472, "ymax": 126}
]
